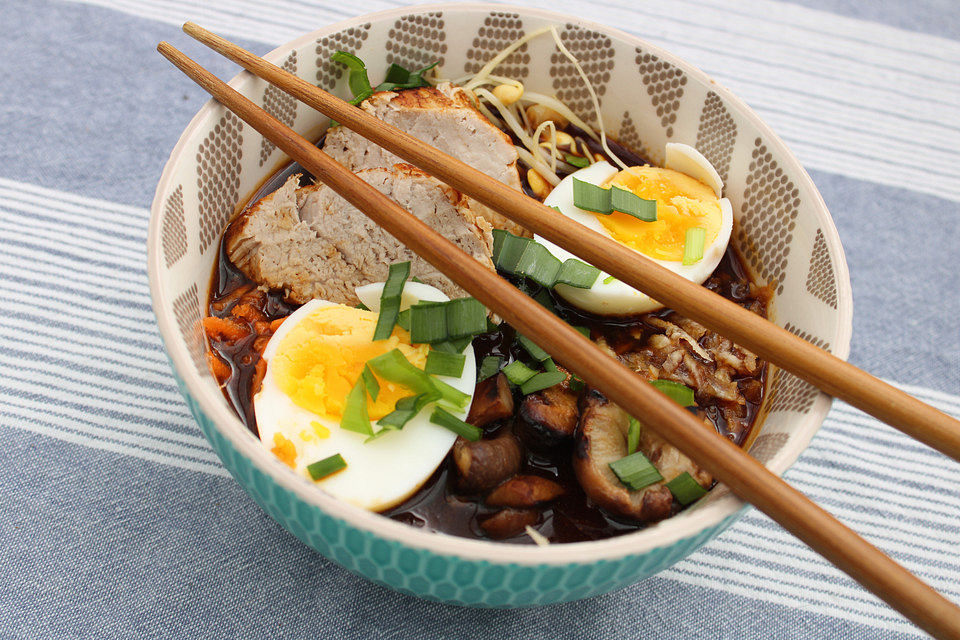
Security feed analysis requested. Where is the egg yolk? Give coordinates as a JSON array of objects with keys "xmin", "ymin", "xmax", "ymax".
[
  {"xmin": 596, "ymin": 166, "xmax": 721, "ymax": 262},
  {"xmin": 271, "ymin": 305, "xmax": 429, "ymax": 421}
]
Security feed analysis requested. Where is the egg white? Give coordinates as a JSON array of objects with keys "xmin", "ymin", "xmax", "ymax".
[
  {"xmin": 537, "ymin": 153, "xmax": 733, "ymax": 316},
  {"xmin": 256, "ymin": 282, "xmax": 476, "ymax": 512}
]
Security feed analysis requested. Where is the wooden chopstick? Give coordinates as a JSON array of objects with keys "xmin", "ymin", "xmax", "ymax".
[
  {"xmin": 181, "ymin": 21, "xmax": 960, "ymax": 464},
  {"xmin": 156, "ymin": 41, "xmax": 960, "ymax": 639}
]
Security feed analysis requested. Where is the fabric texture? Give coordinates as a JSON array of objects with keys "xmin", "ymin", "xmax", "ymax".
[{"xmin": 1, "ymin": 0, "xmax": 958, "ymax": 637}]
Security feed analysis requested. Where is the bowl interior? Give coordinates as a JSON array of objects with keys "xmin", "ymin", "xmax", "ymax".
[{"xmin": 149, "ymin": 3, "xmax": 852, "ymax": 563}]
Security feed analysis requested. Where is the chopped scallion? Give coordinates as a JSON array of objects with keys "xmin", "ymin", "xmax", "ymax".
[
  {"xmin": 432, "ymin": 377, "xmax": 472, "ymax": 410},
  {"xmin": 666, "ymin": 471, "xmax": 708, "ymax": 505},
  {"xmin": 372, "ymin": 261, "xmax": 410, "ymax": 340},
  {"xmin": 478, "ymin": 356, "xmax": 503, "ymax": 381},
  {"xmin": 445, "ymin": 297, "xmax": 488, "ymax": 339},
  {"xmin": 425, "ymin": 349, "xmax": 466, "ymax": 377},
  {"xmin": 430, "ymin": 406, "xmax": 482, "ymax": 441},
  {"xmin": 682, "ymin": 227, "xmax": 706, "ymax": 265},
  {"xmin": 564, "ymin": 153, "xmax": 590, "ymax": 168},
  {"xmin": 396, "ymin": 308, "xmax": 411, "ymax": 331},
  {"xmin": 331, "ymin": 51, "xmax": 374, "ymax": 105},
  {"xmin": 572, "ymin": 325, "xmax": 591, "ymax": 338},
  {"xmin": 556, "ymin": 259, "xmax": 600, "ymax": 289},
  {"xmin": 611, "ymin": 186, "xmax": 657, "ymax": 221},
  {"xmin": 515, "ymin": 242, "xmax": 562, "ymax": 287},
  {"xmin": 603, "ymin": 275, "xmax": 618, "ymax": 285},
  {"xmin": 572, "ymin": 178, "xmax": 613, "ymax": 214},
  {"xmin": 360, "ymin": 364, "xmax": 379, "ymax": 401},
  {"xmin": 627, "ymin": 416, "xmax": 641, "ymax": 455},
  {"xmin": 517, "ymin": 334, "xmax": 550, "ymax": 362},
  {"xmin": 650, "ymin": 379, "xmax": 696, "ymax": 407},
  {"xmin": 367, "ymin": 349, "xmax": 435, "ymax": 396},
  {"xmin": 609, "ymin": 451, "xmax": 663, "ymax": 490},
  {"xmin": 306, "ymin": 453, "xmax": 347, "ymax": 480},
  {"xmin": 377, "ymin": 391, "xmax": 439, "ymax": 430},
  {"xmin": 492, "ymin": 229, "xmax": 532, "ymax": 274},
  {"xmin": 409, "ymin": 301, "xmax": 447, "ymax": 344},
  {"xmin": 502, "ymin": 360, "xmax": 538, "ymax": 385},
  {"xmin": 432, "ymin": 337, "xmax": 472, "ymax": 354},
  {"xmin": 340, "ymin": 379, "xmax": 373, "ymax": 435},
  {"xmin": 520, "ymin": 370, "xmax": 566, "ymax": 395}
]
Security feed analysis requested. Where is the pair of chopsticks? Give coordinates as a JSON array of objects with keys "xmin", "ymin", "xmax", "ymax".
[{"xmin": 158, "ymin": 24, "xmax": 960, "ymax": 639}]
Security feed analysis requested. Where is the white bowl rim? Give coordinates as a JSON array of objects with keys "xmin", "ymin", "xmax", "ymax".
[{"xmin": 148, "ymin": 2, "xmax": 853, "ymax": 566}]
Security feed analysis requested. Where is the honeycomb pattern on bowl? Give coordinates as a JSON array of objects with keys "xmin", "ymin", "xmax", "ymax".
[
  {"xmin": 766, "ymin": 323, "xmax": 830, "ymax": 414},
  {"xmin": 616, "ymin": 112, "xmax": 662, "ymax": 166},
  {"xmin": 465, "ymin": 12, "xmax": 529, "ymax": 78},
  {"xmin": 259, "ymin": 52, "xmax": 299, "ymax": 166},
  {"xmin": 172, "ymin": 284, "xmax": 204, "ymax": 371},
  {"xmin": 805, "ymin": 229, "xmax": 838, "ymax": 309},
  {"xmin": 196, "ymin": 112, "xmax": 243, "ymax": 254},
  {"xmin": 696, "ymin": 91, "xmax": 737, "ymax": 185},
  {"xmin": 549, "ymin": 25, "xmax": 614, "ymax": 123},
  {"xmin": 635, "ymin": 48, "xmax": 687, "ymax": 139},
  {"xmin": 161, "ymin": 184, "xmax": 187, "ymax": 268},
  {"xmin": 386, "ymin": 13, "xmax": 446, "ymax": 70}
]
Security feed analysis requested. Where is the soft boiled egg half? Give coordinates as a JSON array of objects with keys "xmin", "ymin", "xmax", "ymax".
[
  {"xmin": 538, "ymin": 143, "xmax": 733, "ymax": 315},
  {"xmin": 255, "ymin": 281, "xmax": 475, "ymax": 511}
]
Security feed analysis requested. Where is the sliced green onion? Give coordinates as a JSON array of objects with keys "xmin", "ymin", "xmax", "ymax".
[
  {"xmin": 542, "ymin": 358, "xmax": 558, "ymax": 373},
  {"xmin": 564, "ymin": 153, "xmax": 590, "ymax": 168},
  {"xmin": 340, "ymin": 379, "xmax": 373, "ymax": 435},
  {"xmin": 666, "ymin": 471, "xmax": 708, "ymax": 505},
  {"xmin": 432, "ymin": 337, "xmax": 472, "ymax": 354},
  {"xmin": 382, "ymin": 62, "xmax": 410, "ymax": 84},
  {"xmin": 627, "ymin": 416, "xmax": 641, "ymax": 455},
  {"xmin": 520, "ymin": 370, "xmax": 566, "ymax": 395},
  {"xmin": 396, "ymin": 308, "xmax": 411, "ymax": 331},
  {"xmin": 432, "ymin": 377, "xmax": 472, "ymax": 410},
  {"xmin": 515, "ymin": 242, "xmax": 562, "ymax": 287},
  {"xmin": 532, "ymin": 287, "xmax": 559, "ymax": 315},
  {"xmin": 572, "ymin": 325, "xmax": 591, "ymax": 338},
  {"xmin": 603, "ymin": 275, "xmax": 618, "ymax": 285},
  {"xmin": 682, "ymin": 227, "xmax": 706, "ymax": 265},
  {"xmin": 478, "ymin": 356, "xmax": 503, "ymax": 381},
  {"xmin": 374, "ymin": 60, "xmax": 438, "ymax": 92},
  {"xmin": 517, "ymin": 334, "xmax": 550, "ymax": 362},
  {"xmin": 492, "ymin": 229, "xmax": 532, "ymax": 274},
  {"xmin": 409, "ymin": 301, "xmax": 447, "ymax": 344},
  {"xmin": 361, "ymin": 364, "xmax": 379, "ymax": 401},
  {"xmin": 650, "ymin": 379, "xmax": 696, "ymax": 407},
  {"xmin": 425, "ymin": 350, "xmax": 466, "ymax": 377},
  {"xmin": 331, "ymin": 51, "xmax": 373, "ymax": 104},
  {"xmin": 377, "ymin": 391, "xmax": 440, "ymax": 430},
  {"xmin": 556, "ymin": 259, "xmax": 600, "ymax": 289},
  {"xmin": 372, "ymin": 261, "xmax": 410, "ymax": 340},
  {"xmin": 611, "ymin": 186, "xmax": 657, "ymax": 221},
  {"xmin": 429, "ymin": 406, "xmax": 482, "ymax": 441},
  {"xmin": 367, "ymin": 349, "xmax": 435, "ymax": 395},
  {"xmin": 355, "ymin": 302, "xmax": 370, "ymax": 311},
  {"xmin": 502, "ymin": 360, "xmax": 538, "ymax": 385},
  {"xmin": 411, "ymin": 276, "xmax": 425, "ymax": 284},
  {"xmin": 609, "ymin": 451, "xmax": 663, "ymax": 490},
  {"xmin": 306, "ymin": 453, "xmax": 347, "ymax": 480},
  {"xmin": 572, "ymin": 178, "xmax": 613, "ymax": 214},
  {"xmin": 568, "ymin": 375, "xmax": 585, "ymax": 393},
  {"xmin": 445, "ymin": 297, "xmax": 488, "ymax": 339}
]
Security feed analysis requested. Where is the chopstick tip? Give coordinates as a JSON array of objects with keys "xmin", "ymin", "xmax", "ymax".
[{"xmin": 183, "ymin": 21, "xmax": 199, "ymax": 35}]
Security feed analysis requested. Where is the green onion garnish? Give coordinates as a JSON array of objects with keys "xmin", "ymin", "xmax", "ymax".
[
  {"xmin": 682, "ymin": 227, "xmax": 706, "ymax": 265},
  {"xmin": 492, "ymin": 229, "xmax": 532, "ymax": 274},
  {"xmin": 331, "ymin": 51, "xmax": 374, "ymax": 105},
  {"xmin": 650, "ymin": 379, "xmax": 696, "ymax": 407},
  {"xmin": 603, "ymin": 275, "xmax": 617, "ymax": 285},
  {"xmin": 361, "ymin": 364, "xmax": 379, "ymax": 401},
  {"xmin": 445, "ymin": 297, "xmax": 488, "ymax": 339},
  {"xmin": 373, "ymin": 60, "xmax": 438, "ymax": 92},
  {"xmin": 627, "ymin": 416, "xmax": 641, "ymax": 455},
  {"xmin": 572, "ymin": 325, "xmax": 590, "ymax": 338},
  {"xmin": 478, "ymin": 356, "xmax": 503, "ymax": 381},
  {"xmin": 611, "ymin": 186, "xmax": 657, "ymax": 221},
  {"xmin": 572, "ymin": 178, "xmax": 613, "ymax": 214},
  {"xmin": 340, "ymin": 378, "xmax": 373, "ymax": 435},
  {"xmin": 532, "ymin": 287, "xmax": 559, "ymax": 315},
  {"xmin": 564, "ymin": 153, "xmax": 590, "ymax": 168},
  {"xmin": 432, "ymin": 337, "xmax": 472, "ymax": 353},
  {"xmin": 372, "ymin": 261, "xmax": 410, "ymax": 340},
  {"xmin": 502, "ymin": 360, "xmax": 538, "ymax": 385},
  {"xmin": 666, "ymin": 471, "xmax": 708, "ymax": 505},
  {"xmin": 355, "ymin": 302, "xmax": 370, "ymax": 311},
  {"xmin": 367, "ymin": 349, "xmax": 435, "ymax": 396},
  {"xmin": 609, "ymin": 451, "xmax": 663, "ymax": 490},
  {"xmin": 432, "ymin": 377, "xmax": 472, "ymax": 410},
  {"xmin": 573, "ymin": 178, "xmax": 658, "ymax": 221},
  {"xmin": 556, "ymin": 259, "xmax": 600, "ymax": 289},
  {"xmin": 568, "ymin": 375, "xmax": 585, "ymax": 393},
  {"xmin": 396, "ymin": 308, "xmax": 411, "ymax": 331},
  {"xmin": 515, "ymin": 242, "xmax": 562, "ymax": 287},
  {"xmin": 306, "ymin": 453, "xmax": 347, "ymax": 480},
  {"xmin": 409, "ymin": 301, "xmax": 447, "ymax": 344},
  {"xmin": 517, "ymin": 334, "xmax": 550, "ymax": 362},
  {"xmin": 425, "ymin": 349, "xmax": 466, "ymax": 377},
  {"xmin": 377, "ymin": 391, "xmax": 439, "ymax": 429},
  {"xmin": 429, "ymin": 406, "xmax": 482, "ymax": 441},
  {"xmin": 520, "ymin": 370, "xmax": 566, "ymax": 395},
  {"xmin": 543, "ymin": 358, "xmax": 558, "ymax": 373}
]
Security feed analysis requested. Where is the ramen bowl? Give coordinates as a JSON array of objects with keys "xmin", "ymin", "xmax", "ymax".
[{"xmin": 148, "ymin": 3, "xmax": 852, "ymax": 607}]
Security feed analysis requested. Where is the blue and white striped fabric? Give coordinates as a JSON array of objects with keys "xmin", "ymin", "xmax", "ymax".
[{"xmin": 2, "ymin": 0, "xmax": 958, "ymax": 637}]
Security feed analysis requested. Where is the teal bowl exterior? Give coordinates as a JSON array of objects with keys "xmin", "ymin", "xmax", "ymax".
[{"xmin": 174, "ymin": 371, "xmax": 744, "ymax": 607}]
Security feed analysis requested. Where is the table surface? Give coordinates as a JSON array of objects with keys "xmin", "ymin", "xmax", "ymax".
[{"xmin": 2, "ymin": 0, "xmax": 958, "ymax": 638}]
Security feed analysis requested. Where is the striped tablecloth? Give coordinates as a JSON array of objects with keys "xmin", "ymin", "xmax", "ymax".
[{"xmin": 2, "ymin": 0, "xmax": 958, "ymax": 637}]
